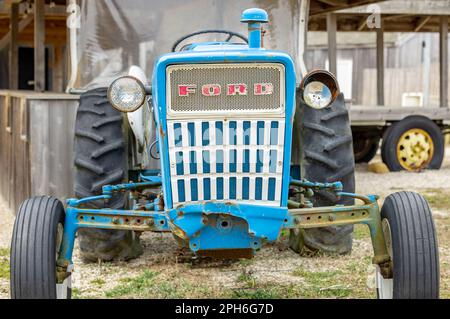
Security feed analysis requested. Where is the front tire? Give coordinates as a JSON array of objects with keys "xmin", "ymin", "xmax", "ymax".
[
  {"xmin": 10, "ymin": 196, "xmax": 71, "ymax": 299},
  {"xmin": 377, "ymin": 192, "xmax": 439, "ymax": 299}
]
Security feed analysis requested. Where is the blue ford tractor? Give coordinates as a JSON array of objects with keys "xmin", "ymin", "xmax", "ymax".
[{"xmin": 10, "ymin": 8, "xmax": 439, "ymax": 299}]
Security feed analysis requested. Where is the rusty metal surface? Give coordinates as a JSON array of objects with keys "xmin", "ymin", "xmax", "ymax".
[
  {"xmin": 197, "ymin": 248, "xmax": 254, "ymax": 260},
  {"xmin": 288, "ymin": 194, "xmax": 393, "ymax": 279}
]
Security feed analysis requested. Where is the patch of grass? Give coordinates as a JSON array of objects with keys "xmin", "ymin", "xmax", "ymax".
[
  {"xmin": 0, "ymin": 248, "xmax": 9, "ymax": 280},
  {"xmin": 353, "ymin": 224, "xmax": 370, "ymax": 240},
  {"xmin": 90, "ymin": 278, "xmax": 106, "ymax": 286},
  {"xmin": 232, "ymin": 286, "xmax": 284, "ymax": 299},
  {"xmin": 237, "ymin": 270, "xmax": 257, "ymax": 288},
  {"xmin": 104, "ymin": 270, "xmax": 206, "ymax": 299},
  {"xmin": 0, "ymin": 248, "xmax": 8, "ymax": 257},
  {"xmin": 292, "ymin": 269, "xmax": 353, "ymax": 298},
  {"xmin": 72, "ymin": 288, "xmax": 81, "ymax": 299},
  {"xmin": 105, "ymin": 270, "xmax": 159, "ymax": 298},
  {"xmin": 423, "ymin": 189, "xmax": 450, "ymax": 211}
]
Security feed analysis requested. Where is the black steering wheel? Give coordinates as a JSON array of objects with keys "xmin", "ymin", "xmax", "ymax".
[{"xmin": 171, "ymin": 30, "xmax": 248, "ymax": 52}]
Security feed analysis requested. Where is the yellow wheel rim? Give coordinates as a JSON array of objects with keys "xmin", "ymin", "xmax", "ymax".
[{"xmin": 397, "ymin": 128, "xmax": 434, "ymax": 171}]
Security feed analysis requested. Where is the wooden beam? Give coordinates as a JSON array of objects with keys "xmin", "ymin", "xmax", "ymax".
[
  {"xmin": 34, "ymin": 0, "xmax": 45, "ymax": 92},
  {"xmin": 315, "ymin": 0, "xmax": 346, "ymax": 6},
  {"xmin": 8, "ymin": 2, "xmax": 18, "ymax": 90},
  {"xmin": 327, "ymin": 12, "xmax": 337, "ymax": 76},
  {"xmin": 440, "ymin": 16, "xmax": 448, "ymax": 108},
  {"xmin": 52, "ymin": 45, "xmax": 64, "ymax": 92},
  {"xmin": 0, "ymin": 14, "xmax": 33, "ymax": 51},
  {"xmin": 376, "ymin": 21, "xmax": 384, "ymax": 106},
  {"xmin": 357, "ymin": 16, "xmax": 367, "ymax": 31},
  {"xmin": 414, "ymin": 16, "xmax": 431, "ymax": 32}
]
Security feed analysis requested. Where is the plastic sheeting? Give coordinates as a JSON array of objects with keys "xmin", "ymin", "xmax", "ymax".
[{"xmin": 71, "ymin": 0, "xmax": 303, "ymax": 90}]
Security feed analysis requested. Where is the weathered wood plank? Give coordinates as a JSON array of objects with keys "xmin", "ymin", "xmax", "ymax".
[
  {"xmin": 376, "ymin": 21, "xmax": 385, "ymax": 106},
  {"xmin": 8, "ymin": 3, "xmax": 18, "ymax": 90},
  {"xmin": 327, "ymin": 12, "xmax": 337, "ymax": 76},
  {"xmin": 440, "ymin": 16, "xmax": 448, "ymax": 108},
  {"xmin": 350, "ymin": 105, "xmax": 450, "ymax": 125},
  {"xmin": 34, "ymin": 0, "xmax": 46, "ymax": 92}
]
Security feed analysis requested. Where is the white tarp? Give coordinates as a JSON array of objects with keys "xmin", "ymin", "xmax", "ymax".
[{"xmin": 70, "ymin": 0, "xmax": 303, "ymax": 90}]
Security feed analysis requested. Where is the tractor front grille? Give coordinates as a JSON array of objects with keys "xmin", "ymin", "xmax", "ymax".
[{"xmin": 167, "ymin": 119, "xmax": 285, "ymax": 206}]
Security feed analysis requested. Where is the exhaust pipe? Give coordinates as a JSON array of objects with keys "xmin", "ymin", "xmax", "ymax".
[{"xmin": 241, "ymin": 8, "xmax": 268, "ymax": 49}]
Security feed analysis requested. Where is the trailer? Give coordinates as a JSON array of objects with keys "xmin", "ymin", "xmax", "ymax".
[{"xmin": 309, "ymin": 1, "xmax": 450, "ymax": 171}]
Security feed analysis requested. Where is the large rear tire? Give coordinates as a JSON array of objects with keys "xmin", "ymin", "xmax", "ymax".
[
  {"xmin": 74, "ymin": 88, "xmax": 142, "ymax": 262},
  {"xmin": 10, "ymin": 196, "xmax": 71, "ymax": 299},
  {"xmin": 376, "ymin": 192, "xmax": 439, "ymax": 299},
  {"xmin": 289, "ymin": 93, "xmax": 355, "ymax": 255}
]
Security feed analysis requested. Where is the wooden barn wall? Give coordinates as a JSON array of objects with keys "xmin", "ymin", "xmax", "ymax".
[
  {"xmin": 0, "ymin": 95, "xmax": 30, "ymax": 212},
  {"xmin": 29, "ymin": 99, "xmax": 78, "ymax": 206},
  {"xmin": 306, "ymin": 32, "xmax": 447, "ymax": 106},
  {"xmin": 0, "ymin": 92, "xmax": 78, "ymax": 213}
]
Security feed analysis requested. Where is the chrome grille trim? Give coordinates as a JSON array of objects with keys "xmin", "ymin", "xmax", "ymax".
[
  {"xmin": 166, "ymin": 63, "xmax": 285, "ymax": 118},
  {"xmin": 167, "ymin": 119, "xmax": 285, "ymax": 206}
]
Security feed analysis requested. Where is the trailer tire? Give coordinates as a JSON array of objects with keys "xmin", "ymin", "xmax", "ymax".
[
  {"xmin": 74, "ymin": 88, "xmax": 142, "ymax": 262},
  {"xmin": 289, "ymin": 93, "xmax": 355, "ymax": 255},
  {"xmin": 10, "ymin": 196, "xmax": 71, "ymax": 299},
  {"xmin": 354, "ymin": 137, "xmax": 380, "ymax": 163},
  {"xmin": 376, "ymin": 192, "xmax": 439, "ymax": 299},
  {"xmin": 381, "ymin": 116, "xmax": 444, "ymax": 171}
]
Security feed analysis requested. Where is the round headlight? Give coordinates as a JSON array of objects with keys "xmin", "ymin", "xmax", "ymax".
[
  {"xmin": 108, "ymin": 76, "xmax": 146, "ymax": 112},
  {"xmin": 303, "ymin": 81, "xmax": 332, "ymax": 109},
  {"xmin": 300, "ymin": 70, "xmax": 340, "ymax": 109}
]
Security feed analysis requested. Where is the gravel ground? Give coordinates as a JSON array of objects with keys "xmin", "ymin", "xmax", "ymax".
[{"xmin": 0, "ymin": 150, "xmax": 449, "ymax": 299}]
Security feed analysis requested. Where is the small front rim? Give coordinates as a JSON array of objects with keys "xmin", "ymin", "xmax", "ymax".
[
  {"xmin": 56, "ymin": 223, "xmax": 71, "ymax": 299},
  {"xmin": 397, "ymin": 128, "xmax": 434, "ymax": 171},
  {"xmin": 376, "ymin": 219, "xmax": 394, "ymax": 299}
]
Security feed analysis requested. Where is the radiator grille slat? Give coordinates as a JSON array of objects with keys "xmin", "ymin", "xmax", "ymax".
[{"xmin": 167, "ymin": 119, "xmax": 285, "ymax": 206}]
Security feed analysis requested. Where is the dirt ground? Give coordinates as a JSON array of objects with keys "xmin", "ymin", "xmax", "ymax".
[{"xmin": 1, "ymin": 151, "xmax": 449, "ymax": 299}]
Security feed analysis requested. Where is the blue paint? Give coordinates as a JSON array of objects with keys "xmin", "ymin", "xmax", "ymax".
[
  {"xmin": 190, "ymin": 179, "xmax": 198, "ymax": 202},
  {"xmin": 176, "ymin": 152, "xmax": 184, "ymax": 175},
  {"xmin": 189, "ymin": 151, "xmax": 197, "ymax": 174},
  {"xmin": 230, "ymin": 150, "xmax": 237, "ymax": 173},
  {"xmin": 217, "ymin": 177, "xmax": 224, "ymax": 200},
  {"xmin": 230, "ymin": 177, "xmax": 237, "ymax": 200},
  {"xmin": 241, "ymin": 9, "xmax": 268, "ymax": 49},
  {"xmin": 216, "ymin": 150, "xmax": 224, "ymax": 173},
  {"xmin": 188, "ymin": 123, "xmax": 195, "ymax": 146},
  {"xmin": 270, "ymin": 121, "xmax": 279, "ymax": 145},
  {"xmin": 203, "ymin": 178, "xmax": 211, "ymax": 201},
  {"xmin": 269, "ymin": 150, "xmax": 277, "ymax": 173},
  {"xmin": 202, "ymin": 122, "xmax": 209, "ymax": 146},
  {"xmin": 203, "ymin": 150, "xmax": 211, "ymax": 173},
  {"xmin": 215, "ymin": 122, "xmax": 223, "ymax": 145},
  {"xmin": 268, "ymin": 178, "xmax": 276, "ymax": 201},
  {"xmin": 243, "ymin": 121, "xmax": 251, "ymax": 145}
]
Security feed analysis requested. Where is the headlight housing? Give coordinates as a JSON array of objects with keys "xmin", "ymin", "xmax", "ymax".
[
  {"xmin": 300, "ymin": 70, "xmax": 340, "ymax": 109},
  {"xmin": 107, "ymin": 76, "xmax": 146, "ymax": 112}
]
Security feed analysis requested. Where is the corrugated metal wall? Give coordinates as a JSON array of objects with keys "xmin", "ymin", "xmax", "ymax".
[{"xmin": 0, "ymin": 91, "xmax": 78, "ymax": 213}]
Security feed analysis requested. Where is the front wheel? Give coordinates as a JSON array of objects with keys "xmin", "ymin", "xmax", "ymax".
[
  {"xmin": 10, "ymin": 196, "xmax": 72, "ymax": 299},
  {"xmin": 376, "ymin": 192, "xmax": 439, "ymax": 299}
]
